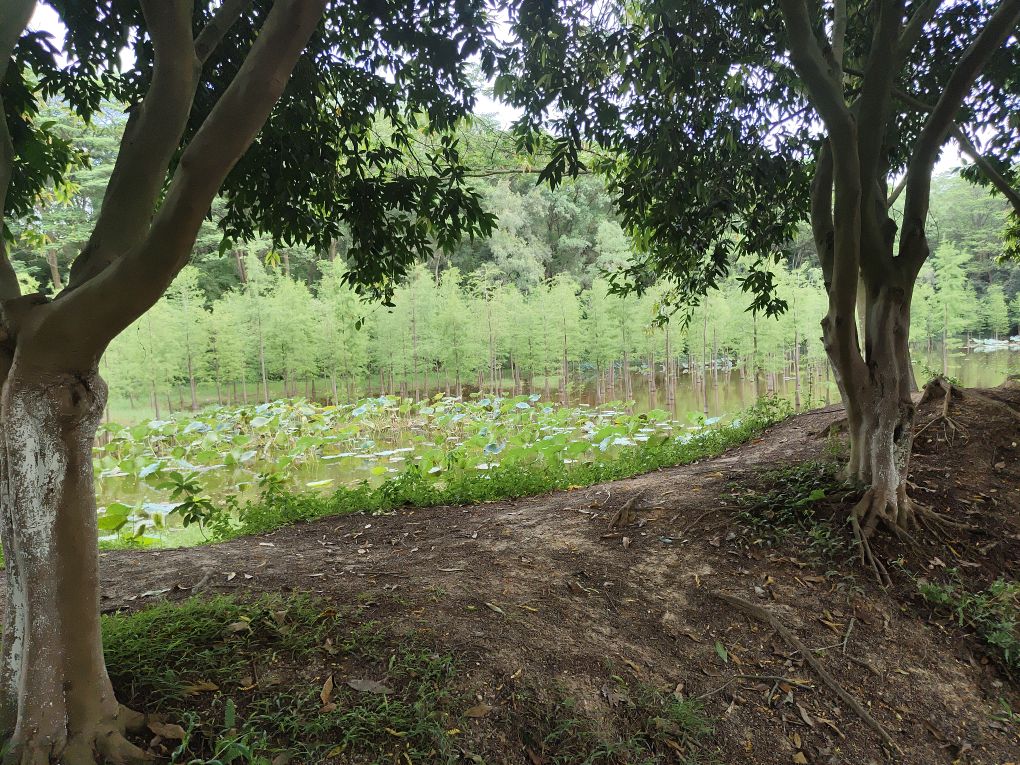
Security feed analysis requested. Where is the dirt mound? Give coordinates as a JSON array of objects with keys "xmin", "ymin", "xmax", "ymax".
[{"xmin": 52, "ymin": 384, "xmax": 1020, "ymax": 762}]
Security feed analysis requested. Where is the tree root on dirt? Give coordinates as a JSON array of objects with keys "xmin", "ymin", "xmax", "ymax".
[
  {"xmin": 608, "ymin": 489, "xmax": 646, "ymax": 529},
  {"xmin": 917, "ymin": 376, "xmax": 1020, "ymax": 443},
  {"xmin": 3, "ymin": 706, "xmax": 151, "ymax": 765},
  {"xmin": 813, "ymin": 417, "xmax": 848, "ymax": 440},
  {"xmin": 848, "ymin": 485, "xmax": 972, "ymax": 586},
  {"xmin": 710, "ymin": 591, "xmax": 900, "ymax": 755},
  {"xmin": 915, "ymin": 377, "xmax": 969, "ymax": 443}
]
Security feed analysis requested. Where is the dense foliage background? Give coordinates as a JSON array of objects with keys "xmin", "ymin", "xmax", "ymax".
[{"xmin": 10, "ymin": 106, "xmax": 1020, "ymax": 418}]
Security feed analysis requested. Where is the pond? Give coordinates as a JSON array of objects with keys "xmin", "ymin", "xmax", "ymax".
[{"xmin": 94, "ymin": 342, "xmax": 1018, "ymax": 546}]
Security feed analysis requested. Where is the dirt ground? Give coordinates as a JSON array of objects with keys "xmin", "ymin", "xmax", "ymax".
[{"xmin": 80, "ymin": 382, "xmax": 1020, "ymax": 762}]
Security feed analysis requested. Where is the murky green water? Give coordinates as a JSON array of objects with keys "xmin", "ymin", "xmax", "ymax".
[{"xmin": 94, "ymin": 344, "xmax": 1017, "ymax": 546}]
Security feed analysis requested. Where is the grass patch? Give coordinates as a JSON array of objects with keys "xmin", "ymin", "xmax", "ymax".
[
  {"xmin": 917, "ymin": 573, "xmax": 1020, "ymax": 672},
  {"xmin": 104, "ymin": 596, "xmax": 462, "ymax": 764},
  {"xmin": 230, "ymin": 397, "xmax": 791, "ymax": 538},
  {"xmin": 731, "ymin": 460, "xmax": 854, "ymax": 562},
  {"xmin": 105, "ymin": 597, "xmax": 719, "ymax": 764},
  {"xmin": 514, "ymin": 680, "xmax": 716, "ymax": 765}
]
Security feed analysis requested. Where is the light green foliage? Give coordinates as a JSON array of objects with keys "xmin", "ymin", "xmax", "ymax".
[
  {"xmin": 980, "ymin": 285, "xmax": 1011, "ymax": 339},
  {"xmin": 917, "ymin": 573, "xmax": 1020, "ymax": 670},
  {"xmin": 93, "ymin": 395, "xmax": 791, "ymax": 544},
  {"xmin": 930, "ymin": 244, "xmax": 981, "ymax": 338}
]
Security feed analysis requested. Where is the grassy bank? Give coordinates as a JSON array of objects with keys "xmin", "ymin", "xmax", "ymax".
[
  {"xmin": 104, "ymin": 596, "xmax": 717, "ymax": 764},
  {"xmin": 216, "ymin": 396, "xmax": 792, "ymax": 539}
]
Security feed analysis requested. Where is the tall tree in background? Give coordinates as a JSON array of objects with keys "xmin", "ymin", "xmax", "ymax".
[
  {"xmin": 498, "ymin": 0, "xmax": 1020, "ymax": 542},
  {"xmin": 0, "ymin": 0, "xmax": 493, "ymax": 759}
]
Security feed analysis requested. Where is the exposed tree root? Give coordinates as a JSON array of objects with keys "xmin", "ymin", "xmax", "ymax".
[
  {"xmin": 847, "ymin": 484, "xmax": 973, "ymax": 585},
  {"xmin": 814, "ymin": 416, "xmax": 848, "ymax": 439},
  {"xmin": 608, "ymin": 489, "xmax": 646, "ymax": 529},
  {"xmin": 917, "ymin": 376, "xmax": 1020, "ymax": 444},
  {"xmin": 710, "ymin": 591, "xmax": 901, "ymax": 755},
  {"xmin": 3, "ymin": 707, "xmax": 151, "ymax": 765}
]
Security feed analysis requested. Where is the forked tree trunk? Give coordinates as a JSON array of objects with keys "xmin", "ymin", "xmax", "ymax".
[
  {"xmin": 824, "ymin": 279, "xmax": 920, "ymax": 534},
  {"xmin": 0, "ymin": 368, "xmax": 146, "ymax": 763}
]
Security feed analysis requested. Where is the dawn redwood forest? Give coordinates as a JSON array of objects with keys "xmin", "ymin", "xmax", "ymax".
[{"xmin": 1, "ymin": 1, "xmax": 1020, "ymax": 764}]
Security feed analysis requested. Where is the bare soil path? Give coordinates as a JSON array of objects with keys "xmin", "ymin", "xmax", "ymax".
[{"xmin": 41, "ymin": 387, "xmax": 1020, "ymax": 762}]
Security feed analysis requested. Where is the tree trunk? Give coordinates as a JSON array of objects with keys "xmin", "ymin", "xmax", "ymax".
[
  {"xmin": 44, "ymin": 252, "xmax": 63, "ymax": 292},
  {"xmin": 0, "ymin": 370, "xmax": 147, "ymax": 762},
  {"xmin": 825, "ymin": 280, "xmax": 920, "ymax": 534}
]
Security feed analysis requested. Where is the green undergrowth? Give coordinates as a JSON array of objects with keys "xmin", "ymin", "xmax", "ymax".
[
  {"xmin": 917, "ymin": 572, "xmax": 1020, "ymax": 672},
  {"xmin": 229, "ymin": 397, "xmax": 791, "ymax": 538},
  {"xmin": 104, "ymin": 596, "xmax": 716, "ymax": 764},
  {"xmin": 105, "ymin": 596, "xmax": 462, "ymax": 764},
  {"xmin": 732, "ymin": 460, "xmax": 856, "ymax": 562},
  {"xmin": 516, "ymin": 683, "xmax": 716, "ymax": 765}
]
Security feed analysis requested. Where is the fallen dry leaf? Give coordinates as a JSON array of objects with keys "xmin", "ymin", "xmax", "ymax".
[
  {"xmin": 347, "ymin": 678, "xmax": 392, "ymax": 695},
  {"xmin": 320, "ymin": 674, "xmax": 335, "ymax": 706},
  {"xmin": 181, "ymin": 680, "xmax": 219, "ymax": 695},
  {"xmin": 147, "ymin": 721, "xmax": 186, "ymax": 740}
]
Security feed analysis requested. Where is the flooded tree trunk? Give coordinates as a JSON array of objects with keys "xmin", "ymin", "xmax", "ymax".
[
  {"xmin": 0, "ymin": 369, "xmax": 147, "ymax": 763},
  {"xmin": 560, "ymin": 346, "xmax": 569, "ymax": 406},
  {"xmin": 793, "ymin": 326, "xmax": 801, "ymax": 411}
]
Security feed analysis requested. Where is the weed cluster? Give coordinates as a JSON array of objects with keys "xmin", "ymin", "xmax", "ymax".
[
  {"xmin": 917, "ymin": 573, "xmax": 1020, "ymax": 671},
  {"xmin": 732, "ymin": 460, "xmax": 854, "ymax": 561},
  {"xmin": 104, "ymin": 596, "xmax": 718, "ymax": 763},
  {"xmin": 104, "ymin": 596, "xmax": 461, "ymax": 764},
  {"xmin": 519, "ymin": 682, "xmax": 715, "ymax": 765}
]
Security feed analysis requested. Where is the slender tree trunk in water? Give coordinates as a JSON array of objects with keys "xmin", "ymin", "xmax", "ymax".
[
  {"xmin": 560, "ymin": 344, "xmax": 569, "ymax": 406},
  {"xmin": 186, "ymin": 351, "xmax": 197, "ymax": 410},
  {"xmin": 150, "ymin": 379, "xmax": 160, "ymax": 419},
  {"xmin": 0, "ymin": 368, "xmax": 146, "ymax": 760},
  {"xmin": 942, "ymin": 303, "xmax": 949, "ymax": 376},
  {"xmin": 793, "ymin": 326, "xmax": 801, "ymax": 411},
  {"xmin": 215, "ymin": 379, "xmax": 222, "ymax": 406}
]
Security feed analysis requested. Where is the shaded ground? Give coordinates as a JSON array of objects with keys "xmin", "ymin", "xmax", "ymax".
[{"xmin": 65, "ymin": 384, "xmax": 1020, "ymax": 762}]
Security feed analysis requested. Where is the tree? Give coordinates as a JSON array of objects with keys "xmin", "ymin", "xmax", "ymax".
[
  {"xmin": 980, "ymin": 284, "xmax": 1011, "ymax": 338},
  {"xmin": 0, "ymin": 1, "xmax": 494, "ymax": 759},
  {"xmin": 498, "ymin": 0, "xmax": 1020, "ymax": 540}
]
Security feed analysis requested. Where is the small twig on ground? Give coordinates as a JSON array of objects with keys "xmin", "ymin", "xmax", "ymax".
[
  {"xmin": 842, "ymin": 617, "xmax": 855, "ymax": 654},
  {"xmin": 695, "ymin": 674, "xmax": 812, "ymax": 700},
  {"xmin": 710, "ymin": 591, "xmax": 900, "ymax": 754},
  {"xmin": 673, "ymin": 508, "xmax": 722, "ymax": 535}
]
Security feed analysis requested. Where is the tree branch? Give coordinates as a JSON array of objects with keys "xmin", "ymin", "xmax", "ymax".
[
  {"xmin": 810, "ymin": 140, "xmax": 835, "ymax": 286},
  {"xmin": 779, "ymin": 0, "xmax": 854, "ymax": 145},
  {"xmin": 856, "ymin": 0, "xmax": 903, "ymax": 188},
  {"xmin": 66, "ymin": 0, "xmax": 199, "ymax": 291},
  {"xmin": 897, "ymin": 0, "xmax": 944, "ymax": 62},
  {"xmin": 195, "ymin": 0, "xmax": 254, "ymax": 64},
  {"xmin": 951, "ymin": 125, "xmax": 1020, "ymax": 215},
  {"xmin": 831, "ymin": 0, "xmax": 848, "ymax": 72},
  {"xmin": 900, "ymin": 0, "xmax": 1020, "ymax": 273},
  {"xmin": 0, "ymin": 0, "xmax": 35, "ymax": 301},
  {"xmin": 780, "ymin": 1, "xmax": 864, "ymax": 385},
  {"xmin": 48, "ymin": 0, "xmax": 328, "ymax": 363}
]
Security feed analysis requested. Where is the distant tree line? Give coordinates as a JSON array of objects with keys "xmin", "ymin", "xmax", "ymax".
[{"xmin": 12, "ymin": 105, "xmax": 1020, "ymax": 418}]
